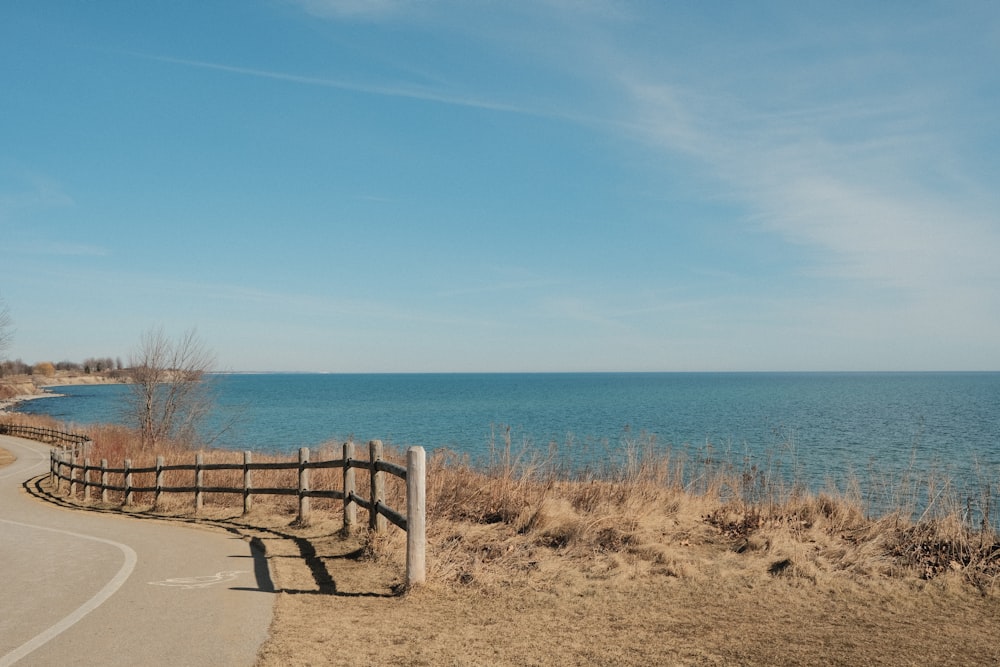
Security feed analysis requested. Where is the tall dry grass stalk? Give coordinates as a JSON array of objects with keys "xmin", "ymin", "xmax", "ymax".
[{"xmin": 422, "ymin": 426, "xmax": 999, "ymax": 594}]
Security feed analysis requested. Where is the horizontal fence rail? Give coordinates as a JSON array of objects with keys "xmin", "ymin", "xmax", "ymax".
[
  {"xmin": 14, "ymin": 429, "xmax": 426, "ymax": 587},
  {"xmin": 0, "ymin": 423, "xmax": 91, "ymax": 451}
]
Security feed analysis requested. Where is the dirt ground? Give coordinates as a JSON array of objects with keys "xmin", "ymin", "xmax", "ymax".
[
  {"xmin": 248, "ymin": 518, "xmax": 1000, "ymax": 667},
  {"xmin": 262, "ymin": 574, "xmax": 1000, "ymax": 666}
]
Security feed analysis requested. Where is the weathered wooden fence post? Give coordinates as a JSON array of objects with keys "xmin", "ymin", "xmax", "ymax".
[
  {"xmin": 406, "ymin": 446, "xmax": 427, "ymax": 587},
  {"xmin": 195, "ymin": 452, "xmax": 204, "ymax": 512},
  {"xmin": 369, "ymin": 440, "xmax": 386, "ymax": 532},
  {"xmin": 82, "ymin": 439, "xmax": 93, "ymax": 464},
  {"xmin": 69, "ymin": 449, "xmax": 77, "ymax": 497},
  {"xmin": 124, "ymin": 459, "xmax": 133, "ymax": 507},
  {"xmin": 243, "ymin": 450, "xmax": 253, "ymax": 515},
  {"xmin": 61, "ymin": 449, "xmax": 69, "ymax": 493},
  {"xmin": 83, "ymin": 458, "xmax": 91, "ymax": 502},
  {"xmin": 155, "ymin": 456, "xmax": 165, "ymax": 509},
  {"xmin": 49, "ymin": 450, "xmax": 56, "ymax": 489},
  {"xmin": 101, "ymin": 459, "xmax": 108, "ymax": 504},
  {"xmin": 298, "ymin": 447, "xmax": 311, "ymax": 524},
  {"xmin": 61, "ymin": 449, "xmax": 70, "ymax": 493},
  {"xmin": 343, "ymin": 440, "xmax": 356, "ymax": 532}
]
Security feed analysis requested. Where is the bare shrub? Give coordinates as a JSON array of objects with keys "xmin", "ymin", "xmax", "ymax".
[
  {"xmin": 0, "ymin": 295, "xmax": 12, "ymax": 357},
  {"xmin": 125, "ymin": 327, "xmax": 215, "ymax": 451}
]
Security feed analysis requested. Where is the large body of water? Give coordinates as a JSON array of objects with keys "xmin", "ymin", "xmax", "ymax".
[{"xmin": 17, "ymin": 372, "xmax": 1000, "ymax": 504}]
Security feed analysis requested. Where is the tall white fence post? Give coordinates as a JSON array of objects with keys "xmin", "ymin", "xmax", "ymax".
[{"xmin": 406, "ymin": 446, "xmax": 427, "ymax": 587}]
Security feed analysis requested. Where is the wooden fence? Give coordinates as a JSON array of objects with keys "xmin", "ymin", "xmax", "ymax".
[
  {"xmin": 0, "ymin": 423, "xmax": 91, "ymax": 452},
  {"xmin": 9, "ymin": 425, "xmax": 425, "ymax": 586}
]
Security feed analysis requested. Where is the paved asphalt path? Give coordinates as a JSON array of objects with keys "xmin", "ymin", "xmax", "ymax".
[{"xmin": 0, "ymin": 435, "xmax": 274, "ymax": 666}]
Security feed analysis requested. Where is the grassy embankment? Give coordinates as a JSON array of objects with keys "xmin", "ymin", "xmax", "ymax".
[{"xmin": 4, "ymin": 411, "xmax": 1000, "ymax": 665}]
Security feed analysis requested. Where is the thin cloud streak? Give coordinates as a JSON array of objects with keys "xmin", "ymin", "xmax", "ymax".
[
  {"xmin": 290, "ymin": 0, "xmax": 407, "ymax": 20},
  {"xmin": 434, "ymin": 278, "xmax": 566, "ymax": 299},
  {"xmin": 133, "ymin": 52, "xmax": 604, "ymax": 127},
  {"xmin": 0, "ymin": 172, "xmax": 75, "ymax": 219},
  {"xmin": 19, "ymin": 242, "xmax": 110, "ymax": 258}
]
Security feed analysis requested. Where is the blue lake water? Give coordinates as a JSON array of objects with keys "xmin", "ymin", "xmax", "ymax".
[{"xmin": 17, "ymin": 372, "xmax": 1000, "ymax": 509}]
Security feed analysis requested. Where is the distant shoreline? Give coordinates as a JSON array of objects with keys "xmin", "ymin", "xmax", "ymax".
[
  {"xmin": 0, "ymin": 392, "xmax": 63, "ymax": 414},
  {"xmin": 0, "ymin": 372, "xmax": 124, "ymax": 414}
]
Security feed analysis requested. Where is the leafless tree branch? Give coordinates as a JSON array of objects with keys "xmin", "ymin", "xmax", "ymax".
[
  {"xmin": 125, "ymin": 326, "xmax": 216, "ymax": 450},
  {"xmin": 0, "ymin": 295, "xmax": 13, "ymax": 358}
]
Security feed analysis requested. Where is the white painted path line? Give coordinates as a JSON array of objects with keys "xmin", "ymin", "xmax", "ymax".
[
  {"xmin": 0, "ymin": 519, "xmax": 138, "ymax": 667},
  {"xmin": 0, "ymin": 437, "xmax": 140, "ymax": 667},
  {"xmin": 0, "ymin": 442, "xmax": 46, "ymax": 481}
]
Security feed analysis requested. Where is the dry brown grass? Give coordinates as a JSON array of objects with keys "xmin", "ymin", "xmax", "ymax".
[
  {"xmin": 249, "ymin": 441, "xmax": 1000, "ymax": 666},
  {"xmin": 11, "ymin": 415, "xmax": 1000, "ymax": 665},
  {"xmin": 0, "ymin": 411, "xmax": 63, "ymax": 429}
]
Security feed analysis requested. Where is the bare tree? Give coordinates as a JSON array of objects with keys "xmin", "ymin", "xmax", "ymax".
[
  {"xmin": 0, "ymin": 295, "xmax": 12, "ymax": 359},
  {"xmin": 126, "ymin": 327, "xmax": 215, "ymax": 450}
]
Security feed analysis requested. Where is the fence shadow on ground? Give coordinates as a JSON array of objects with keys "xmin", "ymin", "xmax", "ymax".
[{"xmin": 24, "ymin": 474, "xmax": 398, "ymax": 599}]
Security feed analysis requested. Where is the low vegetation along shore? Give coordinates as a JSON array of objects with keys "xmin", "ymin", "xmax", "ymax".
[
  {"xmin": 0, "ymin": 369, "xmax": 124, "ymax": 408},
  {"xmin": 3, "ymin": 411, "xmax": 1000, "ymax": 665}
]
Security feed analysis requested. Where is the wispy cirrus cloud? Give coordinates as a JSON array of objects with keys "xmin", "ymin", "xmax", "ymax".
[
  {"xmin": 0, "ymin": 171, "xmax": 75, "ymax": 221},
  {"xmin": 617, "ymin": 65, "xmax": 1000, "ymax": 298},
  {"xmin": 135, "ymin": 52, "xmax": 597, "ymax": 124},
  {"xmin": 434, "ymin": 278, "xmax": 566, "ymax": 300},
  {"xmin": 288, "ymin": 0, "xmax": 410, "ymax": 20},
  {"xmin": 288, "ymin": 0, "xmax": 632, "ymax": 22},
  {"xmin": 21, "ymin": 242, "xmax": 110, "ymax": 257}
]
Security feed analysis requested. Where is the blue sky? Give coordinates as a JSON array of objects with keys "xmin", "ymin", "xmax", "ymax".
[{"xmin": 2, "ymin": 1, "xmax": 998, "ymax": 372}]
